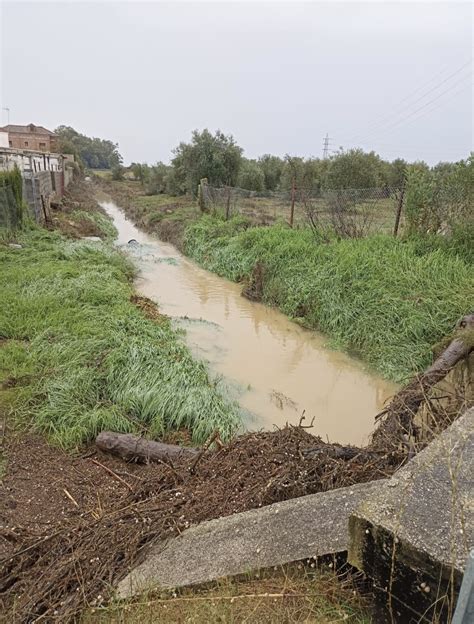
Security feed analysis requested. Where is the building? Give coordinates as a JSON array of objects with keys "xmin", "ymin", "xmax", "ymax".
[{"xmin": 0, "ymin": 123, "xmax": 58, "ymax": 152}]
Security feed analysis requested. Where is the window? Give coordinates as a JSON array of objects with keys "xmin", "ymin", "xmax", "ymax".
[
  {"xmin": 39, "ymin": 142, "xmax": 46, "ymax": 149},
  {"xmin": 9, "ymin": 141, "xmax": 12, "ymax": 147},
  {"xmin": 24, "ymin": 141, "xmax": 29, "ymax": 147}
]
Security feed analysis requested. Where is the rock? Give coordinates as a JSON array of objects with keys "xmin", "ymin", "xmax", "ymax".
[
  {"xmin": 82, "ymin": 236, "xmax": 102, "ymax": 242},
  {"xmin": 8, "ymin": 243, "xmax": 22, "ymax": 249}
]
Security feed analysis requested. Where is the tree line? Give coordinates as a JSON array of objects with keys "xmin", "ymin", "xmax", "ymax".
[
  {"xmin": 129, "ymin": 128, "xmax": 468, "ymax": 197},
  {"xmin": 54, "ymin": 125, "xmax": 471, "ymax": 238},
  {"xmin": 55, "ymin": 126, "xmax": 122, "ymax": 170}
]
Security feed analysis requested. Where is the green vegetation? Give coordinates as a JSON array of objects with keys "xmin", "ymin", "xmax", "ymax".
[
  {"xmin": 404, "ymin": 155, "xmax": 473, "ymax": 238},
  {"xmin": 184, "ymin": 216, "xmax": 473, "ymax": 381},
  {"xmin": 70, "ymin": 209, "xmax": 118, "ymax": 240},
  {"xmin": 55, "ymin": 125, "xmax": 122, "ymax": 169},
  {"xmin": 0, "ymin": 166, "xmax": 24, "ymax": 229},
  {"xmin": 0, "ymin": 227, "xmax": 240, "ymax": 448}
]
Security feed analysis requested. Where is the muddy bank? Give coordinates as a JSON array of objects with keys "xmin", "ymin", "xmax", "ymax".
[{"xmin": 100, "ymin": 198, "xmax": 397, "ymax": 446}]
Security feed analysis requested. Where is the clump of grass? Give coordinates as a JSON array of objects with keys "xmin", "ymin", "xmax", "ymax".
[
  {"xmin": 0, "ymin": 228, "xmax": 240, "ymax": 448},
  {"xmin": 184, "ymin": 216, "xmax": 473, "ymax": 381},
  {"xmin": 85, "ymin": 564, "xmax": 371, "ymax": 624},
  {"xmin": 70, "ymin": 209, "xmax": 118, "ymax": 240}
]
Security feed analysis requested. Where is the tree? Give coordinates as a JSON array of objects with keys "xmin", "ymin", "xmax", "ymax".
[
  {"xmin": 383, "ymin": 158, "xmax": 408, "ymax": 188},
  {"xmin": 170, "ymin": 129, "xmax": 243, "ymax": 195},
  {"xmin": 324, "ymin": 149, "xmax": 385, "ymax": 189},
  {"xmin": 55, "ymin": 126, "xmax": 122, "ymax": 170},
  {"xmin": 146, "ymin": 162, "xmax": 172, "ymax": 195},
  {"xmin": 402, "ymin": 158, "xmax": 472, "ymax": 235},
  {"xmin": 258, "ymin": 154, "xmax": 284, "ymax": 191},
  {"xmin": 237, "ymin": 159, "xmax": 265, "ymax": 191},
  {"xmin": 280, "ymin": 156, "xmax": 328, "ymax": 191},
  {"xmin": 130, "ymin": 162, "xmax": 150, "ymax": 184}
]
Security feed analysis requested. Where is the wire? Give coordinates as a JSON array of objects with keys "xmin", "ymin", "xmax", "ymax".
[
  {"xmin": 352, "ymin": 77, "xmax": 472, "ymax": 145},
  {"xmin": 346, "ymin": 60, "xmax": 472, "ymax": 143}
]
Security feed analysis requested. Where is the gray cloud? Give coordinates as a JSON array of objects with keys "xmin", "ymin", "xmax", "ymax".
[{"xmin": 1, "ymin": 1, "xmax": 472, "ymax": 164}]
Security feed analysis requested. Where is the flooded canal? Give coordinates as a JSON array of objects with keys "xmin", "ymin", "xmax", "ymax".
[{"xmin": 101, "ymin": 200, "xmax": 397, "ymax": 446}]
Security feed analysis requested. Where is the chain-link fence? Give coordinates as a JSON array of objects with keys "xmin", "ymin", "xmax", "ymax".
[{"xmin": 200, "ymin": 182, "xmax": 404, "ymax": 237}]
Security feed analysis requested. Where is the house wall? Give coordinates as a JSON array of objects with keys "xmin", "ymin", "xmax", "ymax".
[
  {"xmin": 7, "ymin": 131, "xmax": 57, "ymax": 152},
  {"xmin": 0, "ymin": 132, "xmax": 9, "ymax": 148}
]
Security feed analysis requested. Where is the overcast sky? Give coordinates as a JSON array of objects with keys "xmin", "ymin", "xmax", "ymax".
[{"xmin": 1, "ymin": 1, "xmax": 472, "ymax": 165}]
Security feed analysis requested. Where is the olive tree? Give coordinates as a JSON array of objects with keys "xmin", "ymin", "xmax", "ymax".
[
  {"xmin": 237, "ymin": 159, "xmax": 265, "ymax": 191},
  {"xmin": 171, "ymin": 129, "xmax": 243, "ymax": 195}
]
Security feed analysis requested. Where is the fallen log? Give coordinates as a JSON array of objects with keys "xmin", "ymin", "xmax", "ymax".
[
  {"xmin": 373, "ymin": 314, "xmax": 474, "ymax": 447},
  {"xmin": 96, "ymin": 431, "xmax": 198, "ymax": 463}
]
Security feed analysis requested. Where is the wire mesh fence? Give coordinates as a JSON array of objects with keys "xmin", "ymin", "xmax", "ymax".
[{"xmin": 200, "ymin": 182, "xmax": 404, "ymax": 237}]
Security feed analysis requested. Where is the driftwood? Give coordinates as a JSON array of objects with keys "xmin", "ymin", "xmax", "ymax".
[
  {"xmin": 96, "ymin": 432, "xmax": 198, "ymax": 463},
  {"xmin": 373, "ymin": 313, "xmax": 474, "ymax": 447}
]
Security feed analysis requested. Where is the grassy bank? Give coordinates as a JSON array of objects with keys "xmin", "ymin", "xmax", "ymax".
[
  {"xmin": 96, "ymin": 179, "xmax": 473, "ymax": 382},
  {"xmin": 0, "ymin": 226, "xmax": 240, "ymax": 448},
  {"xmin": 184, "ymin": 216, "xmax": 473, "ymax": 381}
]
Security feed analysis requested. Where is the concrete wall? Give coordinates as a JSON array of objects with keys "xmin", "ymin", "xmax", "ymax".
[
  {"xmin": 0, "ymin": 131, "xmax": 8, "ymax": 148},
  {"xmin": 23, "ymin": 170, "xmax": 54, "ymax": 223},
  {"xmin": 1, "ymin": 147, "xmax": 75, "ymax": 223},
  {"xmin": 0, "ymin": 148, "xmax": 63, "ymax": 174}
]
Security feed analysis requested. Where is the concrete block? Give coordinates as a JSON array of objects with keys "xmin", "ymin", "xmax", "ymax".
[
  {"xmin": 349, "ymin": 408, "xmax": 474, "ymax": 623},
  {"xmin": 118, "ymin": 479, "xmax": 383, "ymax": 599}
]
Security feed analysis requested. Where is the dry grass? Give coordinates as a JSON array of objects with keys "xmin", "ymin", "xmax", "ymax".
[{"xmin": 84, "ymin": 564, "xmax": 372, "ymax": 624}]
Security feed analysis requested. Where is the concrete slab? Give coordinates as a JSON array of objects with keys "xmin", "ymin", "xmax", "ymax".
[
  {"xmin": 349, "ymin": 408, "xmax": 474, "ymax": 623},
  {"xmin": 118, "ymin": 479, "xmax": 383, "ymax": 598}
]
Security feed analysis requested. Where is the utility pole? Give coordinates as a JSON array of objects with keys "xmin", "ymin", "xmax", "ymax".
[{"xmin": 322, "ymin": 133, "xmax": 332, "ymax": 159}]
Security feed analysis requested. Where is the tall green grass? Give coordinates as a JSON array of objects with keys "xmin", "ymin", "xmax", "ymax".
[
  {"xmin": 184, "ymin": 216, "xmax": 473, "ymax": 381},
  {"xmin": 71, "ymin": 209, "xmax": 118, "ymax": 240},
  {"xmin": 0, "ymin": 229, "xmax": 240, "ymax": 447}
]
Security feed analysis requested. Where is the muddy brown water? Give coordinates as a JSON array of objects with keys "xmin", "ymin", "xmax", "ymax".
[{"xmin": 101, "ymin": 200, "xmax": 397, "ymax": 446}]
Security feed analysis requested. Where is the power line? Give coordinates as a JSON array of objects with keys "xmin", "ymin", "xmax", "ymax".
[
  {"xmin": 353, "ymin": 79, "xmax": 472, "ymax": 144},
  {"xmin": 346, "ymin": 59, "xmax": 472, "ymax": 143}
]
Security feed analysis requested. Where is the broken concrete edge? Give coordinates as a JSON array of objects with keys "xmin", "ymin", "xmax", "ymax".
[
  {"xmin": 348, "ymin": 407, "xmax": 473, "ymax": 622},
  {"xmin": 349, "ymin": 514, "xmax": 463, "ymax": 622},
  {"xmin": 117, "ymin": 479, "xmax": 384, "ymax": 599},
  {"xmin": 349, "ymin": 407, "xmax": 473, "ymax": 574}
]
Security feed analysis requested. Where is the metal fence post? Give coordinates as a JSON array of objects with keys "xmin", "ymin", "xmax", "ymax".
[
  {"xmin": 290, "ymin": 177, "xmax": 296, "ymax": 227},
  {"xmin": 393, "ymin": 183, "xmax": 405, "ymax": 237},
  {"xmin": 225, "ymin": 185, "xmax": 231, "ymax": 221}
]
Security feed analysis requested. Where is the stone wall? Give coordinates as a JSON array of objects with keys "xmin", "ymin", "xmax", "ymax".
[{"xmin": 23, "ymin": 170, "xmax": 54, "ymax": 223}]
